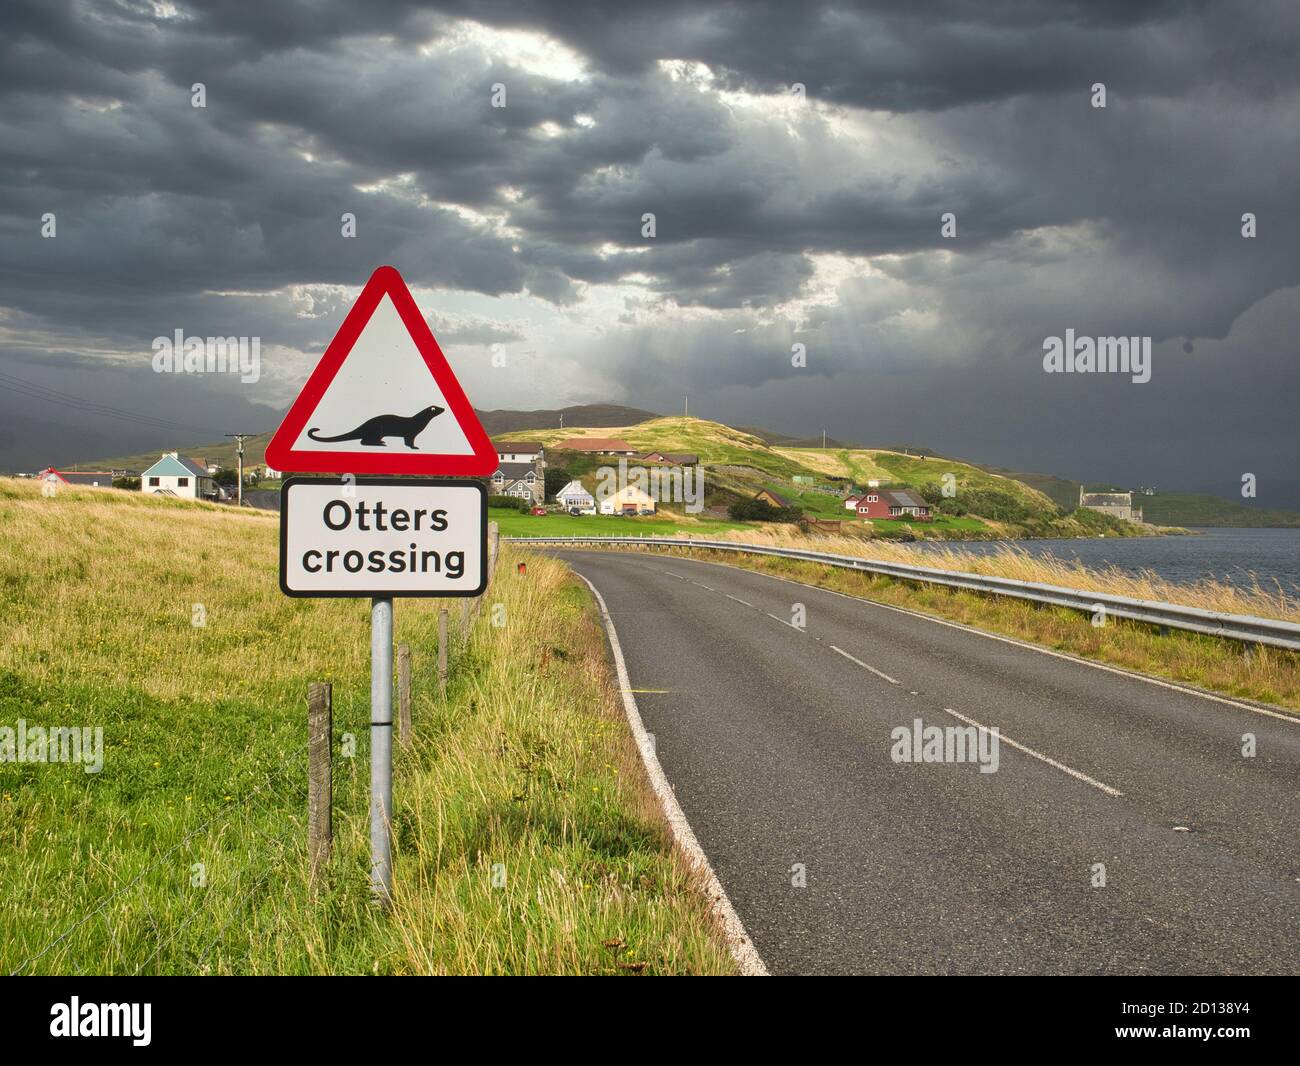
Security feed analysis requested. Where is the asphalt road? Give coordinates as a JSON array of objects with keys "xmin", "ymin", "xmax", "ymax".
[{"xmin": 551, "ymin": 549, "xmax": 1300, "ymax": 975}]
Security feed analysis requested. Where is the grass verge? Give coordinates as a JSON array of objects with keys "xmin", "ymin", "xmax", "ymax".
[{"xmin": 0, "ymin": 481, "xmax": 734, "ymax": 974}]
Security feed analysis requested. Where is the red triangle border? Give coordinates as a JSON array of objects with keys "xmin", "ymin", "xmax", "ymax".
[{"xmin": 264, "ymin": 265, "xmax": 497, "ymax": 476}]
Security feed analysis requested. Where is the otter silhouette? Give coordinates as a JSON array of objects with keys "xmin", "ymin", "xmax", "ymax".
[{"xmin": 308, "ymin": 405, "xmax": 445, "ymax": 448}]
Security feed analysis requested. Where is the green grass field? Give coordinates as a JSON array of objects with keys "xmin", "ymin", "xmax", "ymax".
[
  {"xmin": 0, "ymin": 481, "xmax": 733, "ymax": 974},
  {"xmin": 489, "ymin": 507, "xmax": 748, "ymax": 537}
]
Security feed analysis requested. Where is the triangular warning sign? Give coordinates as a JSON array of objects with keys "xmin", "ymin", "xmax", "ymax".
[{"xmin": 265, "ymin": 265, "xmax": 497, "ymax": 476}]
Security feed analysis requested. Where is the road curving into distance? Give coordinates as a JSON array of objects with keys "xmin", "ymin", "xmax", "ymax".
[{"xmin": 549, "ymin": 548, "xmax": 1300, "ymax": 976}]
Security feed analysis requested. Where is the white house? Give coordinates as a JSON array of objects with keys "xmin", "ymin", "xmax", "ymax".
[
  {"xmin": 493, "ymin": 440, "xmax": 545, "ymax": 465},
  {"xmin": 262, "ymin": 464, "xmax": 282, "ymax": 479},
  {"xmin": 843, "ymin": 493, "xmax": 862, "ymax": 511},
  {"xmin": 557, "ymin": 479, "xmax": 595, "ymax": 514},
  {"xmin": 140, "ymin": 452, "xmax": 215, "ymax": 500},
  {"xmin": 598, "ymin": 483, "xmax": 655, "ymax": 515}
]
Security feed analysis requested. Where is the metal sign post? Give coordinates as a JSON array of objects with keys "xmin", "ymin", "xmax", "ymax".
[{"xmin": 370, "ymin": 596, "xmax": 394, "ymax": 904}]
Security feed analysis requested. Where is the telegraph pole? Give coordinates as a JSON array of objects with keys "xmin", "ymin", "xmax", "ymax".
[{"xmin": 224, "ymin": 434, "xmax": 252, "ymax": 507}]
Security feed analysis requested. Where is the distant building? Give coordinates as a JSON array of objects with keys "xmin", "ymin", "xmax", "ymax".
[
  {"xmin": 843, "ymin": 493, "xmax": 862, "ymax": 511},
  {"xmin": 36, "ymin": 468, "xmax": 117, "ymax": 489},
  {"xmin": 1079, "ymin": 487, "xmax": 1143, "ymax": 522},
  {"xmin": 754, "ymin": 488, "xmax": 795, "ymax": 510},
  {"xmin": 140, "ymin": 453, "xmax": 215, "ymax": 499},
  {"xmin": 856, "ymin": 489, "xmax": 932, "ymax": 521},
  {"xmin": 639, "ymin": 451, "xmax": 698, "ymax": 467},
  {"xmin": 556, "ymin": 479, "xmax": 596, "ymax": 513},
  {"xmin": 598, "ymin": 483, "xmax": 655, "ymax": 514},
  {"xmin": 494, "ymin": 440, "xmax": 545, "ymax": 464},
  {"xmin": 555, "ymin": 437, "xmax": 638, "ymax": 456},
  {"xmin": 490, "ymin": 461, "xmax": 542, "ymax": 505}
]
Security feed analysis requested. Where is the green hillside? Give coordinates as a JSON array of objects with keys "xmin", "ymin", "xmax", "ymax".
[
  {"xmin": 1138, "ymin": 492, "xmax": 1300, "ymax": 528},
  {"xmin": 84, "ymin": 432, "xmax": 274, "ymax": 474}
]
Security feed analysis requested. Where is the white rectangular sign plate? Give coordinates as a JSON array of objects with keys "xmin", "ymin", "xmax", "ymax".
[{"xmin": 279, "ymin": 477, "xmax": 487, "ymax": 597}]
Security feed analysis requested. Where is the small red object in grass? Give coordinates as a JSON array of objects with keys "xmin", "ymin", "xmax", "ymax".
[{"xmin": 517, "ymin": 562, "xmax": 527, "ymax": 575}]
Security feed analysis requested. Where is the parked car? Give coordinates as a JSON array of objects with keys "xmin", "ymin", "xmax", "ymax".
[{"xmin": 529, "ymin": 506, "xmax": 546, "ymax": 515}]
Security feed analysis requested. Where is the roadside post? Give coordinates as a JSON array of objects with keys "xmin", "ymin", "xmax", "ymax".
[{"xmin": 266, "ymin": 265, "xmax": 498, "ymax": 906}]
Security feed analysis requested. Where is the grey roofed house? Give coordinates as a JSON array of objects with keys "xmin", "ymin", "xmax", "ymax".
[
  {"xmin": 882, "ymin": 489, "xmax": 928, "ymax": 508},
  {"xmin": 492, "ymin": 461, "xmax": 538, "ymax": 481}
]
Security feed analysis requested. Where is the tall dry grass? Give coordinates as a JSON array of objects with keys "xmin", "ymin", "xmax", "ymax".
[
  {"xmin": 0, "ymin": 480, "xmax": 733, "ymax": 974},
  {"xmin": 703, "ymin": 527, "xmax": 1300, "ymax": 623}
]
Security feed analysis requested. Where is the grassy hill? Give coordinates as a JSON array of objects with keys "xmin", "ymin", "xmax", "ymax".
[
  {"xmin": 78, "ymin": 405, "xmax": 662, "ymax": 474},
  {"xmin": 0, "ymin": 480, "xmax": 733, "ymax": 974},
  {"xmin": 513, "ymin": 416, "xmax": 1097, "ymax": 538}
]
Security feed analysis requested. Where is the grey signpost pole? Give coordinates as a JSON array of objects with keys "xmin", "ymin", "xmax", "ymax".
[{"xmin": 370, "ymin": 595, "xmax": 394, "ymax": 905}]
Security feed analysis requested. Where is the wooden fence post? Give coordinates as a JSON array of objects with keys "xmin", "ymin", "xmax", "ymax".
[
  {"xmin": 438, "ymin": 608, "xmax": 449, "ymax": 700},
  {"xmin": 307, "ymin": 682, "xmax": 332, "ymax": 885},
  {"xmin": 397, "ymin": 643, "xmax": 411, "ymax": 748}
]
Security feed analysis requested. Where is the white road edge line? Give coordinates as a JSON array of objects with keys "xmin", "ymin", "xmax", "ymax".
[
  {"xmin": 829, "ymin": 645, "xmax": 900, "ymax": 685},
  {"xmin": 638, "ymin": 553, "xmax": 1300, "ymax": 727},
  {"xmin": 942, "ymin": 707, "xmax": 1124, "ymax": 797},
  {"xmin": 572, "ymin": 570, "xmax": 769, "ymax": 976}
]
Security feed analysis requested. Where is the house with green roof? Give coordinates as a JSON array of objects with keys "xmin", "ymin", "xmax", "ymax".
[{"xmin": 140, "ymin": 452, "xmax": 215, "ymax": 500}]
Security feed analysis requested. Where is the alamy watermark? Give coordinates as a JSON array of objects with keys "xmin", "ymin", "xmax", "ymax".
[
  {"xmin": 595, "ymin": 458, "xmax": 704, "ymax": 514},
  {"xmin": 1043, "ymin": 330, "xmax": 1151, "ymax": 383},
  {"xmin": 890, "ymin": 717, "xmax": 999, "ymax": 773},
  {"xmin": 152, "ymin": 329, "xmax": 261, "ymax": 383},
  {"xmin": 1, "ymin": 719, "xmax": 103, "ymax": 773}
]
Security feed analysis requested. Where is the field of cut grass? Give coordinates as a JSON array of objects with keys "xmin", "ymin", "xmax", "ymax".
[
  {"xmin": 0, "ymin": 480, "xmax": 734, "ymax": 974},
  {"xmin": 555, "ymin": 531, "xmax": 1300, "ymax": 710}
]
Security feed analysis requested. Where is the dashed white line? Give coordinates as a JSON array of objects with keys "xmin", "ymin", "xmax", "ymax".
[
  {"xmin": 726, "ymin": 594, "xmax": 754, "ymax": 608},
  {"xmin": 766, "ymin": 612, "xmax": 806, "ymax": 632},
  {"xmin": 942, "ymin": 707, "xmax": 1124, "ymax": 798},
  {"xmin": 829, "ymin": 645, "xmax": 900, "ymax": 685}
]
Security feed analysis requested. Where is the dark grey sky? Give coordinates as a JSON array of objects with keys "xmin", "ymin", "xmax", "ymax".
[{"xmin": 1, "ymin": 0, "xmax": 1296, "ymax": 501}]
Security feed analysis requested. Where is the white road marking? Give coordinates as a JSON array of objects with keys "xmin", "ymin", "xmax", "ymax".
[
  {"xmin": 691, "ymin": 581, "xmax": 714, "ymax": 591},
  {"xmin": 726, "ymin": 594, "xmax": 754, "ymax": 608},
  {"xmin": 829, "ymin": 644, "xmax": 900, "ymax": 685},
  {"xmin": 942, "ymin": 707, "xmax": 1124, "ymax": 797},
  {"xmin": 766, "ymin": 612, "xmax": 806, "ymax": 632},
  {"xmin": 640, "ymin": 554, "xmax": 1300, "ymax": 727},
  {"xmin": 570, "ymin": 570, "xmax": 769, "ymax": 977}
]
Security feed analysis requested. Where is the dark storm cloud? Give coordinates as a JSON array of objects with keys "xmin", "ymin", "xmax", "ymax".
[{"xmin": 0, "ymin": 0, "xmax": 1297, "ymax": 489}]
